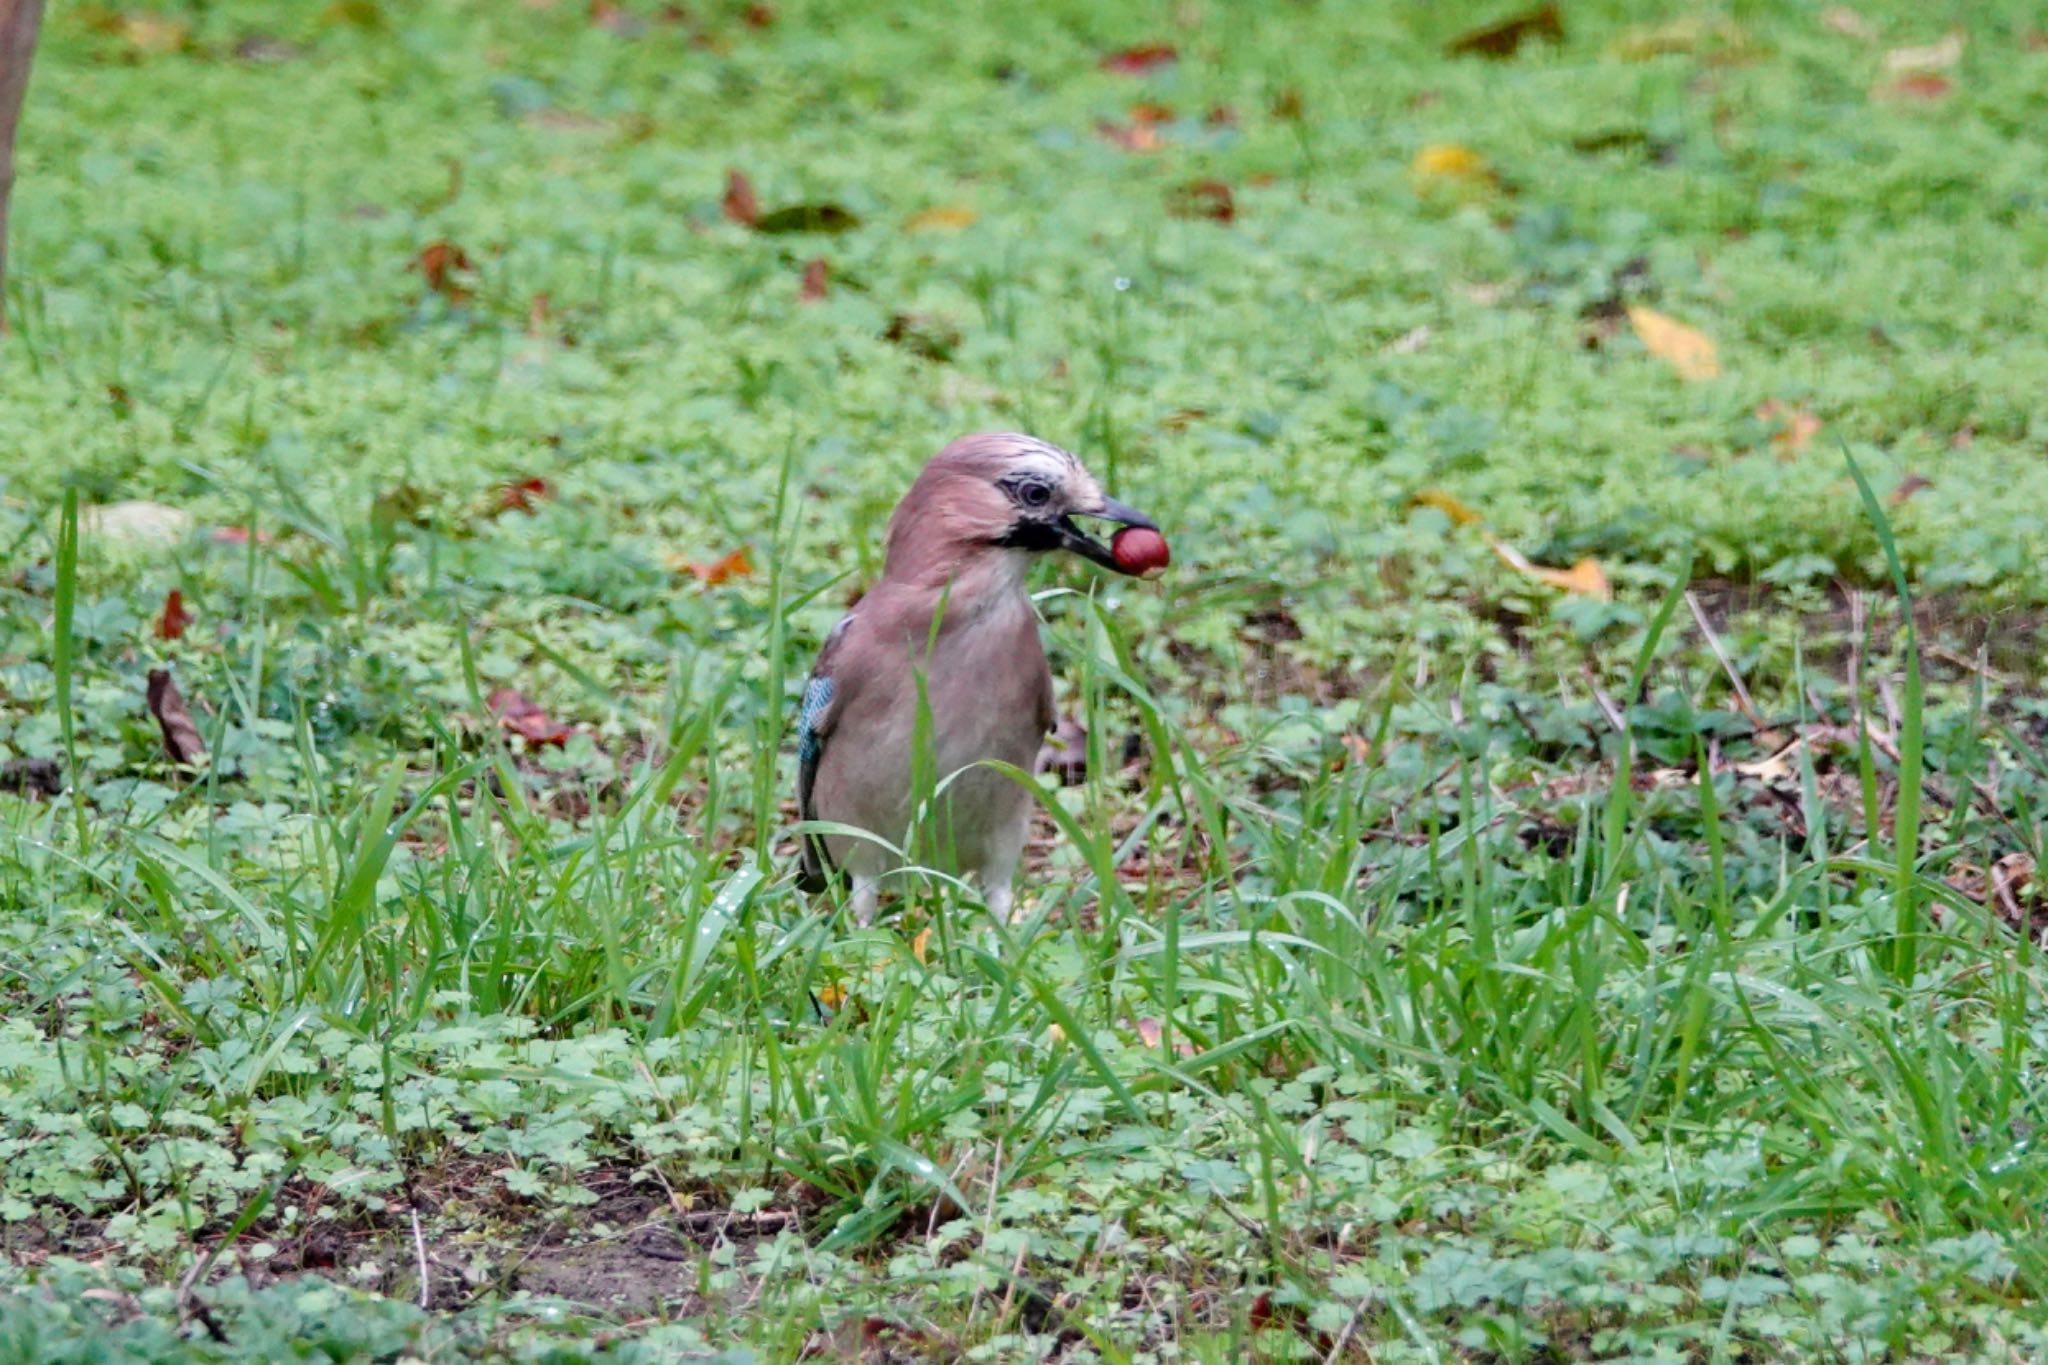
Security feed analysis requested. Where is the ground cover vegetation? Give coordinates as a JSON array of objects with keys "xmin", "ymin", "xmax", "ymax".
[{"xmin": 2, "ymin": 0, "xmax": 2047, "ymax": 1359}]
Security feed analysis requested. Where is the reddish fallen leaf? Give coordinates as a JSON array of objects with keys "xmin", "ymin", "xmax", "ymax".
[
  {"xmin": 1168, "ymin": 179, "xmax": 1235, "ymax": 223},
  {"xmin": 1447, "ymin": 3, "xmax": 1563, "ymax": 58},
  {"xmin": 589, "ymin": 0, "xmax": 641, "ymax": 34},
  {"xmin": 154, "ymin": 589, "xmax": 193, "ymax": 642},
  {"xmin": 1204, "ymin": 103, "xmax": 1238, "ymax": 127},
  {"xmin": 1755, "ymin": 400, "xmax": 1820, "ymax": 456},
  {"xmin": 1098, "ymin": 118, "xmax": 1163, "ymax": 152},
  {"xmin": 487, "ymin": 688, "xmax": 572, "ymax": 746},
  {"xmin": 722, "ymin": 169, "xmax": 760, "ymax": 227},
  {"xmin": 211, "ymin": 526, "xmax": 274, "ymax": 546},
  {"xmin": 499, "ymin": 477, "xmax": 554, "ymax": 513},
  {"xmin": 1132, "ymin": 1017, "xmax": 1163, "ymax": 1047},
  {"xmin": 1129, "ymin": 101, "xmax": 1175, "ymax": 124},
  {"xmin": 146, "ymin": 669, "xmax": 208, "ymax": 767},
  {"xmin": 799, "ymin": 258, "xmax": 829, "ymax": 302},
  {"xmin": 1880, "ymin": 72, "xmax": 1952, "ymax": 100},
  {"xmin": 1889, "ymin": 473, "xmax": 1932, "ymax": 504},
  {"xmin": 1100, "ymin": 43, "xmax": 1176, "ymax": 74},
  {"xmin": 527, "ymin": 291, "xmax": 553, "ymax": 337},
  {"xmin": 1249, "ymin": 1292, "xmax": 1274, "ymax": 1330},
  {"xmin": 743, "ymin": 2, "xmax": 775, "ymax": 26},
  {"xmin": 414, "ymin": 240, "xmax": 476, "ymax": 302},
  {"xmin": 686, "ymin": 546, "xmax": 754, "ymax": 585}
]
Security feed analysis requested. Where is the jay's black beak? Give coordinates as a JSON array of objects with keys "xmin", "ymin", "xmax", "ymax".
[{"xmin": 1055, "ymin": 497, "xmax": 1157, "ymax": 573}]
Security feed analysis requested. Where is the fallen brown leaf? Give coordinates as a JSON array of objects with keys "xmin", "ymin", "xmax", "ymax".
[
  {"xmin": 154, "ymin": 589, "xmax": 193, "ymax": 641},
  {"xmin": 1447, "ymin": 4, "xmax": 1563, "ymax": 59},
  {"xmin": 1889, "ymin": 473, "xmax": 1932, "ymax": 504},
  {"xmin": 1627, "ymin": 305, "xmax": 1720, "ymax": 380},
  {"xmin": 1270, "ymin": 87, "xmax": 1304, "ymax": 120},
  {"xmin": 146, "ymin": 669, "xmax": 208, "ymax": 767},
  {"xmin": 1877, "ymin": 72, "xmax": 1952, "ymax": 100},
  {"xmin": 799, "ymin": 257, "xmax": 829, "ymax": 302},
  {"xmin": 911, "ymin": 927, "xmax": 932, "ymax": 964},
  {"xmin": 684, "ymin": 546, "xmax": 753, "ymax": 585},
  {"xmin": 414, "ymin": 241, "xmax": 476, "ymax": 303},
  {"xmin": 487, "ymin": 688, "xmax": 572, "ymax": 746},
  {"xmin": 1100, "ymin": 43, "xmax": 1177, "ymax": 74},
  {"xmin": 722, "ymin": 169, "xmax": 760, "ymax": 227},
  {"xmin": 743, "ymin": 3, "xmax": 775, "ymax": 27},
  {"xmin": 498, "ymin": 477, "xmax": 554, "ymax": 513},
  {"xmin": 1168, "ymin": 179, "xmax": 1234, "ymax": 223},
  {"xmin": 1755, "ymin": 400, "xmax": 1820, "ymax": 456},
  {"xmin": 1098, "ymin": 118, "xmax": 1164, "ymax": 152}
]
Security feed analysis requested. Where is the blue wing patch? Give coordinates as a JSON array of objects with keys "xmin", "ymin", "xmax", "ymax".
[{"xmin": 798, "ymin": 676, "xmax": 835, "ymax": 766}]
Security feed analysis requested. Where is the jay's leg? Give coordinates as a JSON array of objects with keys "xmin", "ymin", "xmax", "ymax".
[
  {"xmin": 976, "ymin": 811, "xmax": 1028, "ymax": 923},
  {"xmin": 850, "ymin": 875, "xmax": 879, "ymax": 925}
]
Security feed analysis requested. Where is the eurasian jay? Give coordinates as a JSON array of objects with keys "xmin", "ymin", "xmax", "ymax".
[{"xmin": 795, "ymin": 432, "xmax": 1163, "ymax": 922}]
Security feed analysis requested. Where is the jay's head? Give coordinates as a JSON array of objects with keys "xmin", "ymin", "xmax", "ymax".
[{"xmin": 884, "ymin": 433, "xmax": 1160, "ymax": 583}]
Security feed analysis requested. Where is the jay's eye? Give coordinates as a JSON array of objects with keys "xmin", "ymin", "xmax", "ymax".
[{"xmin": 1017, "ymin": 480, "xmax": 1052, "ymax": 508}]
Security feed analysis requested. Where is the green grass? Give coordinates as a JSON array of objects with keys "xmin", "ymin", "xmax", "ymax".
[{"xmin": 4, "ymin": 0, "xmax": 2048, "ymax": 1360}]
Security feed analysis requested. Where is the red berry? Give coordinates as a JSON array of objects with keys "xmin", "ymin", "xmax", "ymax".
[{"xmin": 1110, "ymin": 526, "xmax": 1171, "ymax": 577}]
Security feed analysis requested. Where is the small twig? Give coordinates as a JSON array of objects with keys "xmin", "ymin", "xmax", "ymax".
[
  {"xmin": 410, "ymin": 1206, "xmax": 430, "ymax": 1310},
  {"xmin": 1685, "ymin": 590, "xmax": 1762, "ymax": 726},
  {"xmin": 1323, "ymin": 1301, "xmax": 1374, "ymax": 1364},
  {"xmin": 1582, "ymin": 667, "xmax": 1628, "ymax": 737}
]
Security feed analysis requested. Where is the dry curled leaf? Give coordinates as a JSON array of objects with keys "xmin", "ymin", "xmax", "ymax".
[
  {"xmin": 1627, "ymin": 305, "xmax": 1720, "ymax": 380},
  {"xmin": 146, "ymin": 669, "xmax": 208, "ymax": 767},
  {"xmin": 498, "ymin": 477, "xmax": 553, "ymax": 513},
  {"xmin": 799, "ymin": 257, "xmax": 829, "ymax": 302},
  {"xmin": 911, "ymin": 927, "xmax": 932, "ymax": 964},
  {"xmin": 1889, "ymin": 473, "xmax": 1932, "ymax": 504},
  {"xmin": 722, "ymin": 169, "xmax": 761, "ymax": 227},
  {"xmin": 154, "ymin": 589, "xmax": 193, "ymax": 641},
  {"xmin": 1486, "ymin": 534, "xmax": 1612, "ymax": 600},
  {"xmin": 414, "ymin": 241, "xmax": 476, "ymax": 302},
  {"xmin": 1100, "ymin": 43, "xmax": 1177, "ymax": 74},
  {"xmin": 1168, "ymin": 179, "xmax": 1235, "ymax": 223},
  {"xmin": 1755, "ymin": 400, "xmax": 1820, "ymax": 456},
  {"xmin": 1098, "ymin": 118, "xmax": 1164, "ymax": 152},
  {"xmin": 684, "ymin": 546, "xmax": 753, "ymax": 585},
  {"xmin": 1877, "ymin": 72, "xmax": 1952, "ymax": 101},
  {"xmin": 1447, "ymin": 3, "xmax": 1562, "ymax": 58},
  {"xmin": 487, "ymin": 688, "xmax": 572, "ymax": 746}
]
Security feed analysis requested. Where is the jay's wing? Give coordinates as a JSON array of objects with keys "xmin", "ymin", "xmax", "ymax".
[{"xmin": 795, "ymin": 614, "xmax": 855, "ymax": 892}]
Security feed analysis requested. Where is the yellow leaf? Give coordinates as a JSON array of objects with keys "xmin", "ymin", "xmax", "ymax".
[
  {"xmin": 816, "ymin": 983, "xmax": 846, "ymax": 1011},
  {"xmin": 1486, "ymin": 533, "xmax": 1613, "ymax": 600},
  {"xmin": 1609, "ymin": 16, "xmax": 1751, "ymax": 61},
  {"xmin": 1626, "ymin": 305, "xmax": 1720, "ymax": 381},
  {"xmin": 905, "ymin": 205, "xmax": 978, "ymax": 232},
  {"xmin": 911, "ymin": 927, "xmax": 932, "ymax": 964},
  {"xmin": 121, "ymin": 14, "xmax": 190, "ymax": 53},
  {"xmin": 1410, "ymin": 143, "xmax": 1491, "ymax": 186},
  {"xmin": 1411, "ymin": 489, "xmax": 1486, "ymax": 526},
  {"xmin": 1045, "ymin": 1023, "xmax": 1067, "ymax": 1045}
]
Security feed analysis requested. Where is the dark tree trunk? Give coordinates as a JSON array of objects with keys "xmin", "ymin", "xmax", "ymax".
[{"xmin": 0, "ymin": 0, "xmax": 46, "ymax": 327}]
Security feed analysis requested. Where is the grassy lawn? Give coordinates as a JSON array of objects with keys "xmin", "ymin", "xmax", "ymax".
[{"xmin": 4, "ymin": 0, "xmax": 2048, "ymax": 1359}]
